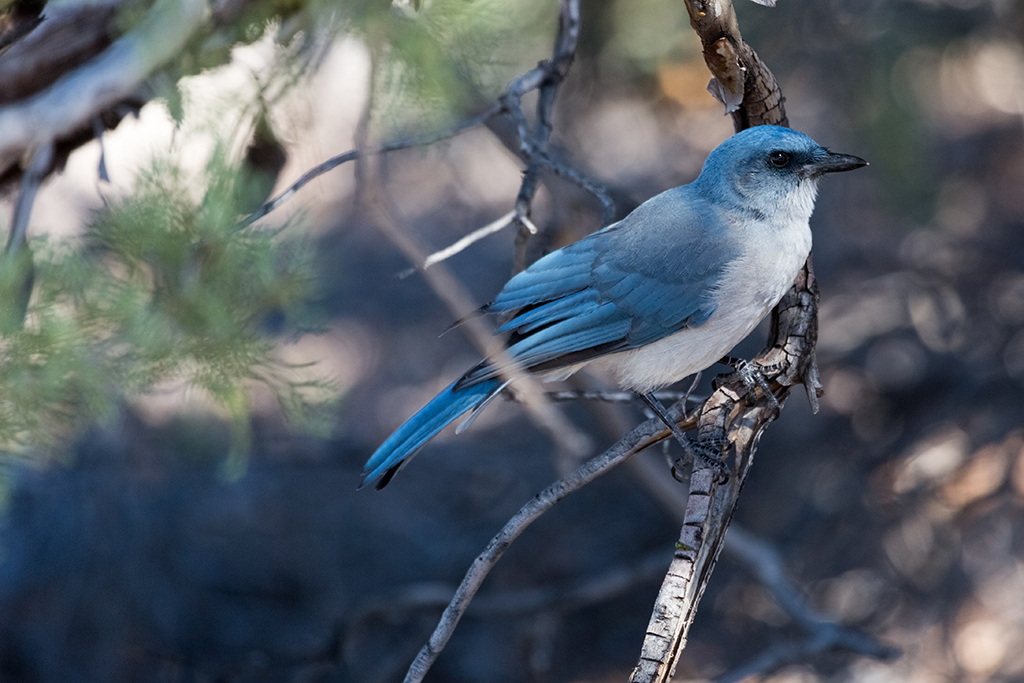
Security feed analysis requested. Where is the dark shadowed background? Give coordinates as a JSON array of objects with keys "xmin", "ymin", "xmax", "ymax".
[{"xmin": 1, "ymin": 0, "xmax": 1023, "ymax": 681}]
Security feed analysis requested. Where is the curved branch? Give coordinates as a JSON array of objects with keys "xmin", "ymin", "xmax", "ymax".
[
  {"xmin": 630, "ymin": 2, "xmax": 817, "ymax": 679},
  {"xmin": 243, "ymin": 102, "xmax": 504, "ymax": 226},
  {"xmin": 403, "ymin": 409, "xmax": 685, "ymax": 683},
  {"xmin": 0, "ymin": 0, "xmax": 207, "ymax": 178},
  {"xmin": 631, "ymin": 264, "xmax": 821, "ymax": 682},
  {"xmin": 682, "ymin": 0, "xmax": 788, "ymax": 129}
]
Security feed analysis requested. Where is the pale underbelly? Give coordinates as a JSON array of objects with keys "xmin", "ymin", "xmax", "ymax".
[
  {"xmin": 591, "ymin": 306, "xmax": 771, "ymax": 392},
  {"xmin": 537, "ymin": 229, "xmax": 811, "ymax": 393}
]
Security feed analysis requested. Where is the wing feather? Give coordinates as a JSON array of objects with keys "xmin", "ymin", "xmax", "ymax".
[{"xmin": 460, "ymin": 186, "xmax": 738, "ymax": 387}]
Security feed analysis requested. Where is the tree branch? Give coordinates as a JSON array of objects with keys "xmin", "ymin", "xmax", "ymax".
[
  {"xmin": 0, "ymin": 0, "xmax": 207, "ymax": 180},
  {"xmin": 5, "ymin": 140, "xmax": 53, "ymax": 256},
  {"xmin": 682, "ymin": 0, "xmax": 788, "ymax": 129},
  {"xmin": 511, "ymin": 0, "xmax": 581, "ymax": 272},
  {"xmin": 627, "ymin": 451, "xmax": 898, "ymax": 682},
  {"xmin": 243, "ymin": 102, "xmax": 505, "ymax": 226},
  {"xmin": 402, "ymin": 408, "xmax": 686, "ymax": 683},
  {"xmin": 357, "ymin": 150, "xmax": 592, "ymax": 470},
  {"xmin": 245, "ymin": 1, "xmax": 610, "ymax": 238},
  {"xmin": 631, "ymin": 263, "xmax": 823, "ymax": 682}
]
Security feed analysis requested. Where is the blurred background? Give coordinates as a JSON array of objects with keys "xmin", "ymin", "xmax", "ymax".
[{"xmin": 1, "ymin": 0, "xmax": 1024, "ymax": 681}]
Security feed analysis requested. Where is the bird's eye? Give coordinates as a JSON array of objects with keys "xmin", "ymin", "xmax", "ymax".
[{"xmin": 768, "ymin": 151, "xmax": 791, "ymax": 168}]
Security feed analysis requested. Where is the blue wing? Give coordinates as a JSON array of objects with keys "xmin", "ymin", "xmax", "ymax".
[
  {"xmin": 458, "ymin": 186, "xmax": 738, "ymax": 386},
  {"xmin": 362, "ymin": 185, "xmax": 737, "ymax": 488}
]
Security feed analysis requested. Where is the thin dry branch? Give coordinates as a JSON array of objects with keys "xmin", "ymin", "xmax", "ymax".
[
  {"xmin": 498, "ymin": 0, "xmax": 613, "ymax": 238},
  {"xmin": 402, "ymin": 407, "xmax": 688, "ymax": 683},
  {"xmin": 501, "ymin": 91, "xmax": 614, "ymax": 227},
  {"xmin": 357, "ymin": 156, "xmax": 592, "ymax": 468},
  {"xmin": 629, "ymin": 452, "xmax": 897, "ymax": 681},
  {"xmin": 245, "ymin": 31, "xmax": 612, "ymax": 239},
  {"xmin": 628, "ymin": 1, "xmax": 806, "ymax": 679},
  {"xmin": 246, "ymin": 0, "xmax": 607, "ymax": 234},
  {"xmin": 631, "ymin": 265, "xmax": 820, "ymax": 682},
  {"xmin": 243, "ymin": 103, "xmax": 504, "ymax": 226},
  {"xmin": 395, "ymin": 209, "xmax": 518, "ymax": 280},
  {"xmin": 511, "ymin": 0, "xmax": 580, "ymax": 272}
]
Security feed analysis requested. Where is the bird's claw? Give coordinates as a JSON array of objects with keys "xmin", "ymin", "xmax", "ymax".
[
  {"xmin": 637, "ymin": 391, "xmax": 730, "ymax": 483},
  {"xmin": 668, "ymin": 437, "xmax": 729, "ymax": 483},
  {"xmin": 722, "ymin": 357, "xmax": 781, "ymax": 418},
  {"xmin": 689, "ymin": 438, "xmax": 730, "ymax": 483}
]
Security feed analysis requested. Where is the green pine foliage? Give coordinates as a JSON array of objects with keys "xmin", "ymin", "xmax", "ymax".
[
  {"xmin": 0, "ymin": 0, "xmax": 554, "ymax": 460},
  {"xmin": 0, "ymin": 147, "xmax": 330, "ymax": 455}
]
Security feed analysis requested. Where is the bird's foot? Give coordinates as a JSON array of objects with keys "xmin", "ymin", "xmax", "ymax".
[
  {"xmin": 720, "ymin": 356, "xmax": 781, "ymax": 419},
  {"xmin": 672, "ymin": 437, "xmax": 729, "ymax": 484},
  {"xmin": 635, "ymin": 392, "xmax": 729, "ymax": 482}
]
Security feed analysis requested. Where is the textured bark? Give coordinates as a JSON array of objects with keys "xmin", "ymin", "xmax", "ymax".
[
  {"xmin": 630, "ymin": 2, "xmax": 817, "ymax": 681},
  {"xmin": 0, "ymin": 4, "xmax": 118, "ymax": 106},
  {"xmin": 682, "ymin": 0, "xmax": 788, "ymax": 129}
]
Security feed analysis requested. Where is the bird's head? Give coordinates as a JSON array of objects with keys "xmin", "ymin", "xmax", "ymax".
[{"xmin": 695, "ymin": 125, "xmax": 866, "ymax": 218}]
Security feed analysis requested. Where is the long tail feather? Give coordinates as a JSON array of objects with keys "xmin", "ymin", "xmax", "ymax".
[{"xmin": 360, "ymin": 378, "xmax": 502, "ymax": 489}]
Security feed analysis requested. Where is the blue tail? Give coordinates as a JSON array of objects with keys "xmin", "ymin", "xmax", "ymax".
[{"xmin": 360, "ymin": 378, "xmax": 502, "ymax": 489}]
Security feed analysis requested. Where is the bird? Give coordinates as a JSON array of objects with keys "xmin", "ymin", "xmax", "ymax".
[{"xmin": 361, "ymin": 125, "xmax": 866, "ymax": 489}]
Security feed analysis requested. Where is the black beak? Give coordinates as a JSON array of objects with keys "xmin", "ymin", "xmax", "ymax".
[{"xmin": 800, "ymin": 151, "xmax": 868, "ymax": 178}]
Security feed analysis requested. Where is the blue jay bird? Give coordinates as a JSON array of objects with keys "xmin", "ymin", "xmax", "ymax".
[{"xmin": 362, "ymin": 125, "xmax": 866, "ymax": 489}]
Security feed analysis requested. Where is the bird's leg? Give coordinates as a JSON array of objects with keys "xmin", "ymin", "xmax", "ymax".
[
  {"xmin": 659, "ymin": 441, "xmax": 689, "ymax": 484},
  {"xmin": 634, "ymin": 391, "xmax": 728, "ymax": 479},
  {"xmin": 719, "ymin": 356, "xmax": 781, "ymax": 418}
]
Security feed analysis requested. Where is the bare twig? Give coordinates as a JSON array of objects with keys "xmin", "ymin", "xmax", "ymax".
[
  {"xmin": 396, "ymin": 210, "xmax": 517, "ymax": 279},
  {"xmin": 0, "ymin": 0, "xmax": 207, "ymax": 178},
  {"xmin": 243, "ymin": 103, "xmax": 504, "ymax": 226},
  {"xmin": 628, "ymin": 452, "xmax": 897, "ymax": 679},
  {"xmin": 402, "ymin": 409, "xmax": 685, "ymax": 683},
  {"xmin": 511, "ymin": 0, "xmax": 581, "ymax": 272},
  {"xmin": 358, "ymin": 154, "xmax": 592, "ymax": 464},
  {"xmin": 245, "ymin": 1, "xmax": 607, "ymax": 235},
  {"xmin": 5, "ymin": 140, "xmax": 53, "ymax": 256},
  {"xmin": 494, "ymin": 0, "xmax": 614, "ymax": 242},
  {"xmin": 544, "ymin": 390, "xmax": 704, "ymax": 404},
  {"xmin": 501, "ymin": 90, "xmax": 614, "ymax": 228},
  {"xmin": 631, "ymin": 267, "xmax": 821, "ymax": 682}
]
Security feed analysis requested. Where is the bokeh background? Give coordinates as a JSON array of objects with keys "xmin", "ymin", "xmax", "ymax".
[{"xmin": 2, "ymin": 0, "xmax": 1024, "ymax": 681}]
